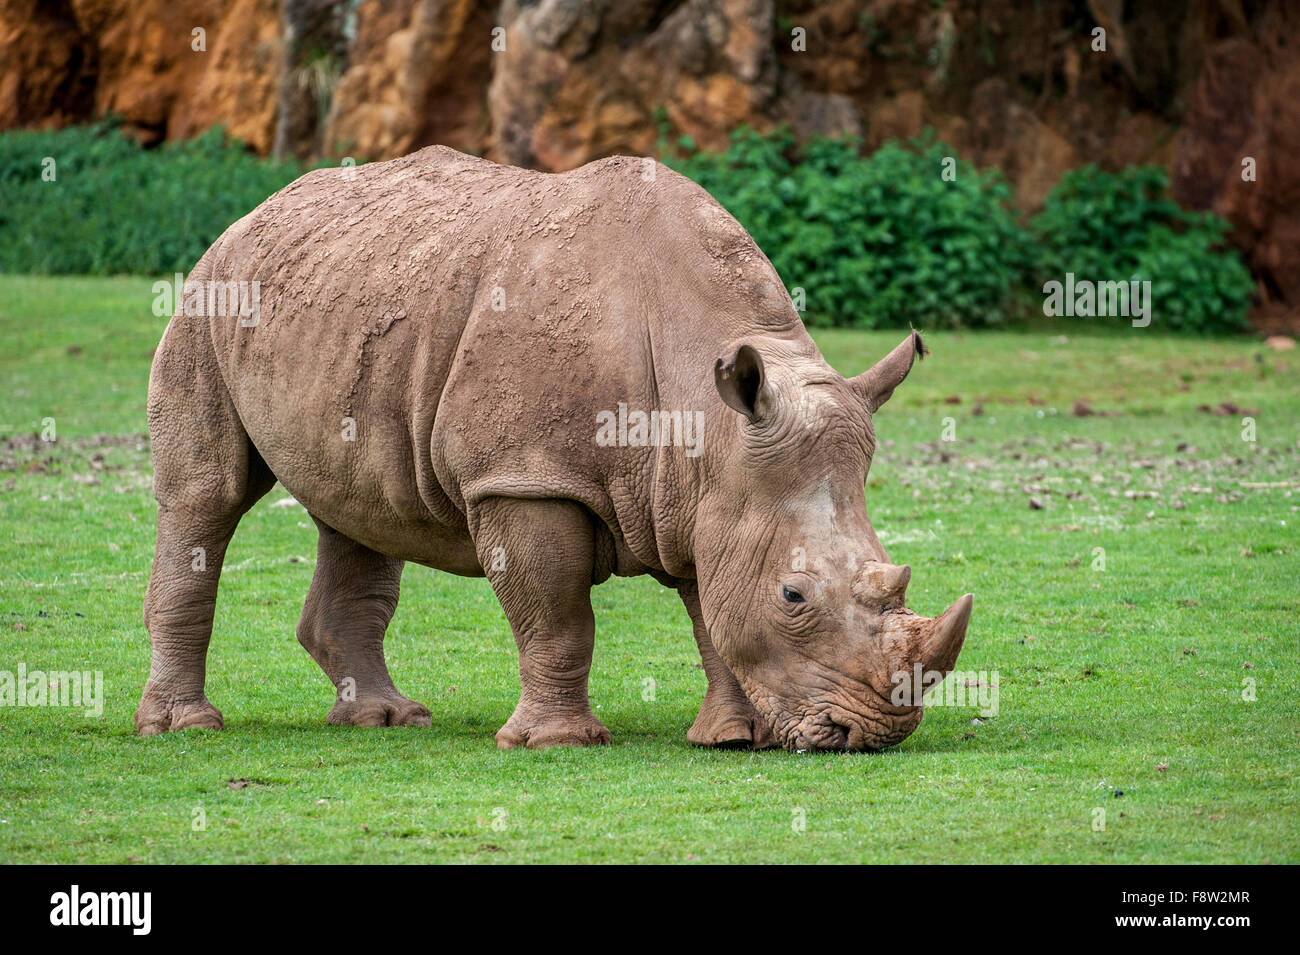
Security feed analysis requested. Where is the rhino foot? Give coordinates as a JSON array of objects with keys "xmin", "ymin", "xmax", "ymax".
[
  {"xmin": 327, "ymin": 694, "xmax": 431, "ymax": 728},
  {"xmin": 496, "ymin": 709, "xmax": 612, "ymax": 749},
  {"xmin": 688, "ymin": 691, "xmax": 777, "ymax": 750},
  {"xmin": 135, "ymin": 689, "xmax": 224, "ymax": 736}
]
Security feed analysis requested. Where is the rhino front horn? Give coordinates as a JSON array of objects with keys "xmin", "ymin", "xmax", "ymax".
[{"xmin": 920, "ymin": 593, "xmax": 973, "ymax": 674}]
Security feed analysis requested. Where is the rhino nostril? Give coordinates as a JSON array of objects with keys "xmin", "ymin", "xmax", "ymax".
[{"xmin": 828, "ymin": 721, "xmax": 851, "ymax": 750}]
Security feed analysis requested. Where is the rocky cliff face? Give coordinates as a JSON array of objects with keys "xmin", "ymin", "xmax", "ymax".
[
  {"xmin": 0, "ymin": 0, "xmax": 281, "ymax": 150},
  {"xmin": 1, "ymin": 0, "xmax": 1294, "ymax": 323}
]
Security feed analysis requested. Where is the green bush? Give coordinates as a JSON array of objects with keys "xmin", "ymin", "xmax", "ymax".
[
  {"xmin": 0, "ymin": 121, "xmax": 312, "ymax": 276},
  {"xmin": 0, "ymin": 122, "xmax": 1258, "ymax": 333},
  {"xmin": 666, "ymin": 130, "xmax": 1255, "ymax": 333},
  {"xmin": 1028, "ymin": 165, "xmax": 1255, "ymax": 332},
  {"xmin": 665, "ymin": 128, "xmax": 1031, "ymax": 328}
]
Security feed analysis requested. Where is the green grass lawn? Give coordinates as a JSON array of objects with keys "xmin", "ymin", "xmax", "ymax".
[{"xmin": 1, "ymin": 274, "xmax": 1297, "ymax": 863}]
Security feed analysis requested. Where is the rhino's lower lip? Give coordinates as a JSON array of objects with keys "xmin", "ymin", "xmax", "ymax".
[
  {"xmin": 745, "ymin": 680, "xmax": 908, "ymax": 751},
  {"xmin": 784, "ymin": 718, "xmax": 851, "ymax": 751},
  {"xmin": 799, "ymin": 726, "xmax": 848, "ymax": 752},
  {"xmin": 779, "ymin": 700, "xmax": 924, "ymax": 751}
]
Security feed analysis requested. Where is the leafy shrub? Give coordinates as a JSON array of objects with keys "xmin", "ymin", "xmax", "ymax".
[
  {"xmin": 1028, "ymin": 165, "xmax": 1254, "ymax": 332},
  {"xmin": 0, "ymin": 121, "xmax": 313, "ymax": 275},
  {"xmin": 664, "ymin": 127, "xmax": 1033, "ymax": 328},
  {"xmin": 0, "ymin": 121, "xmax": 1258, "ymax": 333}
]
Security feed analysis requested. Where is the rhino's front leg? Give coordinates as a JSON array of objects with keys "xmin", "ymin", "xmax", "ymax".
[
  {"xmin": 473, "ymin": 497, "xmax": 611, "ymax": 749},
  {"xmin": 679, "ymin": 582, "xmax": 776, "ymax": 750}
]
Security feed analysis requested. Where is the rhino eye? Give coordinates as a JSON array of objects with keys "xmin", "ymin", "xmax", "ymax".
[{"xmin": 781, "ymin": 585, "xmax": 806, "ymax": 604}]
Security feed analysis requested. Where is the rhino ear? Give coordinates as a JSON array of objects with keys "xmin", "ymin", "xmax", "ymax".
[
  {"xmin": 714, "ymin": 344, "xmax": 767, "ymax": 420},
  {"xmin": 853, "ymin": 330, "xmax": 927, "ymax": 412}
]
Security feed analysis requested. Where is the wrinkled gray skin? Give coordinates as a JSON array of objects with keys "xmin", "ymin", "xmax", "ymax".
[{"xmin": 136, "ymin": 145, "xmax": 972, "ymax": 751}]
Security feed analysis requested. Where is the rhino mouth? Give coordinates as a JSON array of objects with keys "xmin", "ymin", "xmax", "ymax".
[
  {"xmin": 787, "ymin": 708, "xmax": 922, "ymax": 752},
  {"xmin": 743, "ymin": 684, "xmax": 923, "ymax": 752}
]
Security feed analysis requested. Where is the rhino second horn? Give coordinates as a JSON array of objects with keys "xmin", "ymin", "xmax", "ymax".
[
  {"xmin": 851, "ymin": 330, "xmax": 927, "ymax": 412},
  {"xmin": 853, "ymin": 561, "xmax": 910, "ymax": 606},
  {"xmin": 920, "ymin": 593, "xmax": 974, "ymax": 674}
]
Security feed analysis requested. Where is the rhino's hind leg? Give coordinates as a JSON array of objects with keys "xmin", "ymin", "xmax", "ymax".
[
  {"xmin": 473, "ymin": 497, "xmax": 611, "ymax": 749},
  {"xmin": 679, "ymin": 583, "xmax": 776, "ymax": 750},
  {"xmin": 137, "ymin": 309, "xmax": 275, "ymax": 736},
  {"xmin": 137, "ymin": 504, "xmax": 256, "ymax": 735},
  {"xmin": 297, "ymin": 519, "xmax": 431, "ymax": 728}
]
